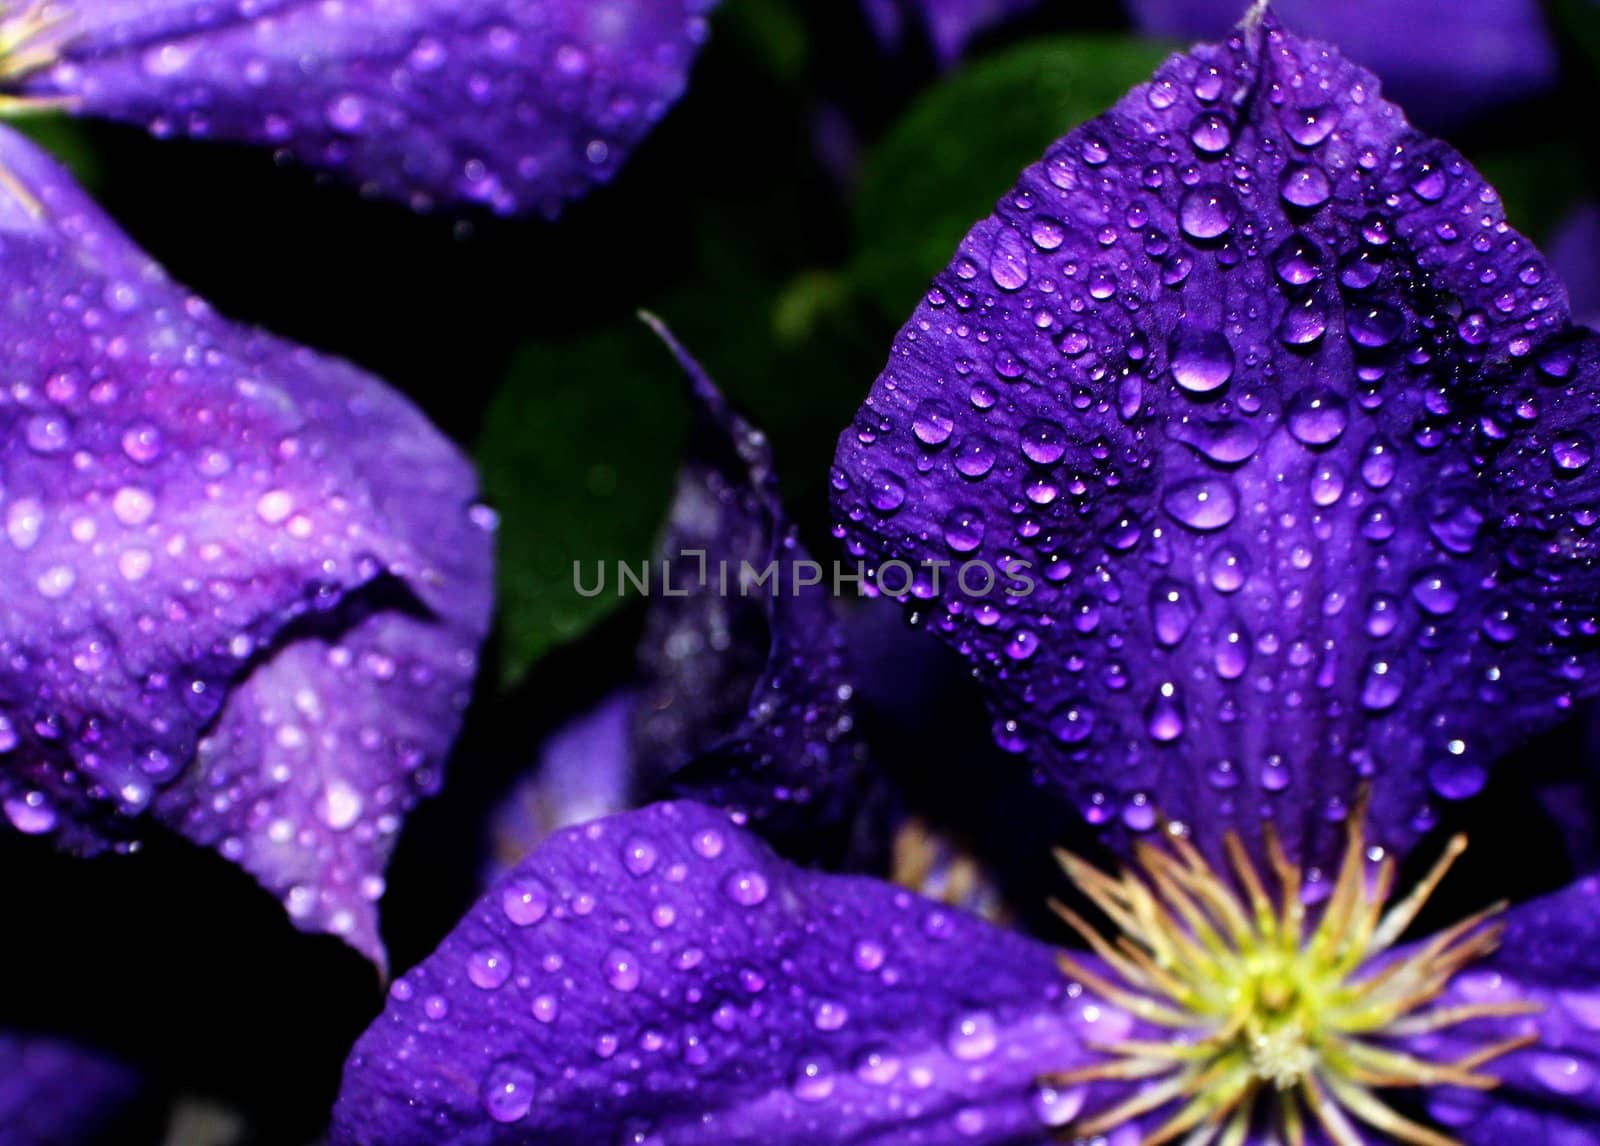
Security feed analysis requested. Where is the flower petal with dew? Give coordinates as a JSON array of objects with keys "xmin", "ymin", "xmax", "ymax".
[
  {"xmin": 831, "ymin": 6, "xmax": 1600, "ymax": 877},
  {"xmin": 1127, "ymin": 0, "xmax": 1558, "ymax": 131},
  {"xmin": 0, "ymin": 125, "xmax": 494, "ymax": 966},
  {"xmin": 331, "ymin": 799, "xmax": 1137, "ymax": 1146},
  {"xmin": 2, "ymin": 0, "xmax": 718, "ymax": 217}
]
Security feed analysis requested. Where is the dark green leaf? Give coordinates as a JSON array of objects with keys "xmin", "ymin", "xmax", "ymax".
[
  {"xmin": 11, "ymin": 111, "xmax": 102, "ymax": 192},
  {"xmin": 478, "ymin": 321, "xmax": 690, "ymax": 684}
]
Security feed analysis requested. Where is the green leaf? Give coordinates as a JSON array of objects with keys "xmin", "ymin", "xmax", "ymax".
[
  {"xmin": 478, "ymin": 321, "xmax": 690, "ymax": 684},
  {"xmin": 852, "ymin": 36, "xmax": 1171, "ymax": 319},
  {"xmin": 10, "ymin": 111, "xmax": 102, "ymax": 193}
]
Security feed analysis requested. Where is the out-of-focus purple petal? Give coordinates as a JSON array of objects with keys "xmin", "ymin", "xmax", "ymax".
[
  {"xmin": 14, "ymin": 0, "xmax": 717, "ymax": 217},
  {"xmin": 0, "ymin": 1033, "xmax": 144, "ymax": 1146},
  {"xmin": 485, "ymin": 690, "xmax": 638, "ymax": 880},
  {"xmin": 1128, "ymin": 0, "xmax": 1557, "ymax": 130},
  {"xmin": 867, "ymin": 0, "xmax": 1043, "ymax": 66},
  {"xmin": 831, "ymin": 12, "xmax": 1600, "ymax": 875},
  {"xmin": 1552, "ymin": 204, "xmax": 1600, "ymax": 332},
  {"xmin": 0, "ymin": 126, "xmax": 493, "ymax": 963},
  {"xmin": 637, "ymin": 318, "xmax": 883, "ymax": 867},
  {"xmin": 331, "ymin": 799, "xmax": 1134, "ymax": 1146},
  {"xmin": 1392, "ymin": 878, "xmax": 1600, "ymax": 1138}
]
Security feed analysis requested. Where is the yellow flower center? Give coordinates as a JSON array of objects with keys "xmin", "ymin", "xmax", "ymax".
[
  {"xmin": 1046, "ymin": 797, "xmax": 1540, "ymax": 1146},
  {"xmin": 0, "ymin": 0, "xmax": 67, "ymax": 88}
]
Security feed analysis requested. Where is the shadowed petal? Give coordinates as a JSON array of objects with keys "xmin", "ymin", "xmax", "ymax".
[
  {"xmin": 1128, "ymin": 0, "xmax": 1557, "ymax": 130},
  {"xmin": 1552, "ymin": 204, "xmax": 1600, "ymax": 332},
  {"xmin": 12, "ymin": 0, "xmax": 717, "ymax": 217},
  {"xmin": 1390, "ymin": 878, "xmax": 1600, "ymax": 1140},
  {"xmin": 0, "ymin": 126, "xmax": 493, "ymax": 964},
  {"xmin": 867, "ymin": 0, "xmax": 1044, "ymax": 66},
  {"xmin": 485, "ymin": 690, "xmax": 638, "ymax": 880},
  {"xmin": 331, "ymin": 799, "xmax": 1132, "ymax": 1146},
  {"xmin": 0, "ymin": 1033, "xmax": 145, "ymax": 1146},
  {"xmin": 830, "ymin": 11, "xmax": 1600, "ymax": 874},
  {"xmin": 636, "ymin": 319, "xmax": 884, "ymax": 867}
]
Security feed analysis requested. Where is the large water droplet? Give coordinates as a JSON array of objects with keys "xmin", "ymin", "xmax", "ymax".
[
  {"xmin": 480, "ymin": 1058, "xmax": 537, "ymax": 1123},
  {"xmin": 1178, "ymin": 183, "xmax": 1238, "ymax": 240},
  {"xmin": 1163, "ymin": 477, "xmax": 1238, "ymax": 531},
  {"xmin": 1169, "ymin": 324, "xmax": 1235, "ymax": 394}
]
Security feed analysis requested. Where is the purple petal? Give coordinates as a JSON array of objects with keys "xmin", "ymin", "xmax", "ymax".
[
  {"xmin": 867, "ymin": 0, "xmax": 1044, "ymax": 65},
  {"xmin": 1395, "ymin": 878, "xmax": 1600, "ymax": 1138},
  {"xmin": 16, "ymin": 0, "xmax": 717, "ymax": 217},
  {"xmin": 830, "ymin": 11, "xmax": 1600, "ymax": 873},
  {"xmin": 637, "ymin": 319, "xmax": 882, "ymax": 866},
  {"xmin": 331, "ymin": 799, "xmax": 1132, "ymax": 1145},
  {"xmin": 0, "ymin": 126, "xmax": 494, "ymax": 963},
  {"xmin": 0, "ymin": 1033, "xmax": 144, "ymax": 1146},
  {"xmin": 1128, "ymin": 0, "xmax": 1558, "ymax": 130},
  {"xmin": 1552, "ymin": 204, "xmax": 1600, "ymax": 332}
]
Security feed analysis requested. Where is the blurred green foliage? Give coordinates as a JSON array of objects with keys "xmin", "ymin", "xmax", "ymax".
[
  {"xmin": 852, "ymin": 37, "xmax": 1171, "ymax": 318},
  {"xmin": 12, "ymin": 111, "xmax": 102, "ymax": 191}
]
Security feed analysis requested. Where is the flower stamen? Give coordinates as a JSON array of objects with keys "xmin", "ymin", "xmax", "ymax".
[{"xmin": 1049, "ymin": 797, "xmax": 1541, "ymax": 1145}]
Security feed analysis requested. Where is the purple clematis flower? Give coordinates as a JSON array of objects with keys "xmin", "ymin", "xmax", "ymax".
[
  {"xmin": 334, "ymin": 10, "xmax": 1600, "ymax": 1143},
  {"xmin": 0, "ymin": 0, "xmax": 718, "ymax": 216},
  {"xmin": 0, "ymin": 124, "xmax": 493, "ymax": 965},
  {"xmin": 1128, "ymin": 0, "xmax": 1559, "ymax": 130}
]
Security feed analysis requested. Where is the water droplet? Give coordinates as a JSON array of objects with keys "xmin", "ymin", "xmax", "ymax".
[
  {"xmin": 1410, "ymin": 570, "xmax": 1461, "ymax": 617},
  {"xmin": 792, "ymin": 1056, "xmax": 836, "ymax": 1102},
  {"xmin": 480, "ymin": 1058, "xmax": 537, "ymax": 1123},
  {"xmin": 1553, "ymin": 432, "xmax": 1594, "ymax": 474},
  {"xmin": 1273, "ymin": 234, "xmax": 1323, "ymax": 286},
  {"xmin": 953, "ymin": 438, "xmax": 997, "ymax": 478},
  {"xmin": 1049, "ymin": 700, "xmax": 1095, "ymax": 745},
  {"xmin": 502, "ymin": 876, "xmax": 550, "ymax": 926},
  {"xmin": 1163, "ymin": 477, "xmax": 1238, "ymax": 531},
  {"xmin": 603, "ymin": 948, "xmax": 641, "ymax": 992},
  {"xmin": 869, "ymin": 470, "xmax": 907, "ymax": 511},
  {"xmin": 1150, "ymin": 580, "xmax": 1196, "ymax": 647},
  {"xmin": 942, "ymin": 506, "xmax": 986, "ymax": 553},
  {"xmin": 1169, "ymin": 324, "xmax": 1235, "ymax": 394},
  {"xmin": 1287, "ymin": 391, "xmax": 1350, "ymax": 446},
  {"xmin": 622, "ymin": 836, "xmax": 659, "ymax": 876},
  {"xmin": 912, "ymin": 400, "xmax": 955, "ymax": 446},
  {"xmin": 725, "ymin": 870, "xmax": 769, "ymax": 906},
  {"xmin": 1279, "ymin": 164, "xmax": 1330, "ymax": 209},
  {"xmin": 1145, "ymin": 683, "xmax": 1185, "ymax": 742},
  {"xmin": 468, "ymin": 946, "xmax": 513, "ymax": 990},
  {"xmin": 946, "ymin": 1011, "xmax": 999, "ymax": 1060},
  {"xmin": 1188, "ymin": 112, "xmax": 1232, "ymax": 154},
  {"xmin": 1284, "ymin": 104, "xmax": 1337, "ymax": 147},
  {"xmin": 1178, "ymin": 183, "xmax": 1238, "ymax": 240},
  {"xmin": 1020, "ymin": 419, "xmax": 1068, "ymax": 465}
]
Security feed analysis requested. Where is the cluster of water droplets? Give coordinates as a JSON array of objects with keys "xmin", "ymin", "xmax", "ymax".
[
  {"xmin": 346, "ymin": 803, "xmax": 1125, "ymax": 1143},
  {"xmin": 24, "ymin": 0, "xmax": 717, "ymax": 216},
  {"xmin": 831, "ymin": 17, "xmax": 1596, "ymax": 869}
]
